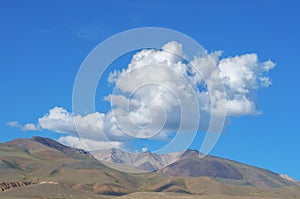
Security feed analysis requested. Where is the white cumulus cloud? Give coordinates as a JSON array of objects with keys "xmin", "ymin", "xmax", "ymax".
[{"xmin": 8, "ymin": 41, "xmax": 275, "ymax": 151}]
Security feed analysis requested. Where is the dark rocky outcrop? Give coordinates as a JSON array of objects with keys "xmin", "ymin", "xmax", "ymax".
[{"xmin": 0, "ymin": 181, "xmax": 35, "ymax": 192}]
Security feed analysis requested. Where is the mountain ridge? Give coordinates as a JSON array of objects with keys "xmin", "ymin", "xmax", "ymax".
[
  {"xmin": 1, "ymin": 136, "xmax": 299, "ymax": 198},
  {"xmin": 3, "ymin": 136, "xmax": 299, "ymax": 187},
  {"xmin": 157, "ymin": 149, "xmax": 297, "ymax": 188},
  {"xmin": 30, "ymin": 136, "xmax": 92, "ymax": 159},
  {"xmin": 91, "ymin": 147, "xmax": 299, "ymax": 188}
]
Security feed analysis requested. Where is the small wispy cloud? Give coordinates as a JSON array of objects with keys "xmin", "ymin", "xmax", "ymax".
[
  {"xmin": 73, "ymin": 24, "xmax": 110, "ymax": 41},
  {"xmin": 6, "ymin": 121, "xmax": 39, "ymax": 131},
  {"xmin": 142, "ymin": 147, "xmax": 148, "ymax": 152},
  {"xmin": 6, "ymin": 121, "xmax": 21, "ymax": 128}
]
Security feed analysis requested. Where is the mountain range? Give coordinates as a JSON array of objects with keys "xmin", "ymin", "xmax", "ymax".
[
  {"xmin": 0, "ymin": 136, "xmax": 299, "ymax": 199},
  {"xmin": 94, "ymin": 148, "xmax": 182, "ymax": 172},
  {"xmin": 95, "ymin": 147, "xmax": 299, "ymax": 188}
]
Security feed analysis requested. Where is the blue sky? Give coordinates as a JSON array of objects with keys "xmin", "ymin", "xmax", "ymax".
[{"xmin": 1, "ymin": 1, "xmax": 300, "ymax": 179}]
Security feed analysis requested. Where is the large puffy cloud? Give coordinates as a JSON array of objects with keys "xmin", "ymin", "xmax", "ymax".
[
  {"xmin": 8, "ymin": 41, "xmax": 275, "ymax": 150},
  {"xmin": 105, "ymin": 41, "xmax": 275, "ymax": 136}
]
